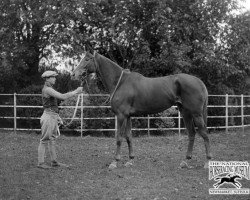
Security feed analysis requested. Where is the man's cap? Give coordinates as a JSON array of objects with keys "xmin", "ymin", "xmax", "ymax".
[{"xmin": 41, "ymin": 70, "xmax": 58, "ymax": 78}]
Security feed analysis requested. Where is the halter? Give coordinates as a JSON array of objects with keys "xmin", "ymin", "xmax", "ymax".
[
  {"xmin": 74, "ymin": 52, "xmax": 125, "ymax": 105},
  {"xmin": 63, "ymin": 52, "xmax": 124, "ymax": 130}
]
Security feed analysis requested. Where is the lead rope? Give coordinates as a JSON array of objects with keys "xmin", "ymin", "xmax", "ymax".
[
  {"xmin": 57, "ymin": 94, "xmax": 81, "ymax": 137},
  {"xmin": 61, "ymin": 78, "xmax": 86, "ymax": 128},
  {"xmin": 62, "ymin": 94, "xmax": 81, "ymax": 128},
  {"xmin": 62, "ymin": 70, "xmax": 124, "ymax": 129}
]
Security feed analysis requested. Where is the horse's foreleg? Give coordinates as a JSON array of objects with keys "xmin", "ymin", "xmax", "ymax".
[
  {"xmin": 109, "ymin": 115, "xmax": 127, "ymax": 169},
  {"xmin": 125, "ymin": 117, "xmax": 134, "ymax": 167}
]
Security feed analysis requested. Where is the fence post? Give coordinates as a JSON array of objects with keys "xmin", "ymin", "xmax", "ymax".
[
  {"xmin": 178, "ymin": 111, "xmax": 181, "ymax": 138},
  {"xmin": 80, "ymin": 94, "xmax": 83, "ymax": 137},
  {"xmin": 241, "ymin": 94, "xmax": 244, "ymax": 134},
  {"xmin": 225, "ymin": 94, "xmax": 228, "ymax": 134},
  {"xmin": 115, "ymin": 115, "xmax": 117, "ymax": 137},
  {"xmin": 147, "ymin": 115, "xmax": 150, "ymax": 137},
  {"xmin": 14, "ymin": 93, "xmax": 17, "ymax": 134}
]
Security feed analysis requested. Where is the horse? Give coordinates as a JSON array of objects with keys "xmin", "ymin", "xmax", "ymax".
[
  {"xmin": 213, "ymin": 174, "xmax": 242, "ymax": 189},
  {"xmin": 72, "ymin": 51, "xmax": 212, "ymax": 169}
]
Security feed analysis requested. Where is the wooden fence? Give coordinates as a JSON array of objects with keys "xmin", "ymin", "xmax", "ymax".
[{"xmin": 0, "ymin": 93, "xmax": 250, "ymax": 136}]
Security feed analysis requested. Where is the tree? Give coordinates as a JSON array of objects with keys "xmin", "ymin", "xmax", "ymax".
[
  {"xmin": 224, "ymin": 11, "xmax": 250, "ymax": 94},
  {"xmin": 1, "ymin": 0, "xmax": 248, "ymax": 96},
  {"xmin": 0, "ymin": 0, "xmax": 85, "ymax": 91}
]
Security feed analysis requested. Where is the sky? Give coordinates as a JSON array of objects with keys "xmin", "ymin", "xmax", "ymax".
[{"xmin": 240, "ymin": 0, "xmax": 250, "ymax": 12}]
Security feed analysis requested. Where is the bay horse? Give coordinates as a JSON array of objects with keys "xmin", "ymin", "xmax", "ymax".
[{"xmin": 72, "ymin": 51, "xmax": 212, "ymax": 169}]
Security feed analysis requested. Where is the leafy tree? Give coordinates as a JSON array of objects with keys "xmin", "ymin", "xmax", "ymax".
[
  {"xmin": 0, "ymin": 0, "xmax": 249, "ymax": 96},
  {"xmin": 0, "ymin": 0, "xmax": 84, "ymax": 90},
  {"xmin": 224, "ymin": 11, "xmax": 250, "ymax": 94}
]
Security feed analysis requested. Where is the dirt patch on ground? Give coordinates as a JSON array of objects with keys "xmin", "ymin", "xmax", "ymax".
[{"xmin": 0, "ymin": 131, "xmax": 249, "ymax": 200}]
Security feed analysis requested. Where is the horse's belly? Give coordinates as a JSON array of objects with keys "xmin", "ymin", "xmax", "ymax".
[{"xmin": 132, "ymin": 94, "xmax": 174, "ymax": 115}]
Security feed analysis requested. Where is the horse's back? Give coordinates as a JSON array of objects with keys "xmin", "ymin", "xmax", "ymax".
[{"xmin": 127, "ymin": 72, "xmax": 207, "ymax": 96}]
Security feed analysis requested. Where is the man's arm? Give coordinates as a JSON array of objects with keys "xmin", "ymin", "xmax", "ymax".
[{"xmin": 44, "ymin": 87, "xmax": 80, "ymax": 100}]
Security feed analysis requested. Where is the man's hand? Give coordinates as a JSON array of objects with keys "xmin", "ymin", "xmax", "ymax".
[
  {"xmin": 75, "ymin": 87, "xmax": 83, "ymax": 94},
  {"xmin": 58, "ymin": 117, "xmax": 63, "ymax": 125}
]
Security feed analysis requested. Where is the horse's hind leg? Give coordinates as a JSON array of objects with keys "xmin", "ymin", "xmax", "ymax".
[
  {"xmin": 193, "ymin": 114, "xmax": 212, "ymax": 167},
  {"xmin": 234, "ymin": 181, "xmax": 242, "ymax": 189},
  {"xmin": 183, "ymin": 112, "xmax": 196, "ymax": 160},
  {"xmin": 180, "ymin": 111, "xmax": 196, "ymax": 168}
]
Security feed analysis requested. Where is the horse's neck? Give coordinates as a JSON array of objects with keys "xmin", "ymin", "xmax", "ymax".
[{"xmin": 96, "ymin": 54, "xmax": 122, "ymax": 93}]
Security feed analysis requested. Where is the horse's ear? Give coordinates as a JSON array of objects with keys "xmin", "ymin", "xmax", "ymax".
[
  {"xmin": 90, "ymin": 48, "xmax": 94, "ymax": 55},
  {"xmin": 85, "ymin": 43, "xmax": 94, "ymax": 55}
]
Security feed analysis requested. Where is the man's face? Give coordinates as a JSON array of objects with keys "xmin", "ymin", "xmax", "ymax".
[{"xmin": 47, "ymin": 76, "xmax": 56, "ymax": 85}]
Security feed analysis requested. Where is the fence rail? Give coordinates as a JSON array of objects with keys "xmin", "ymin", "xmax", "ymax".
[{"xmin": 1, "ymin": 93, "xmax": 250, "ymax": 136}]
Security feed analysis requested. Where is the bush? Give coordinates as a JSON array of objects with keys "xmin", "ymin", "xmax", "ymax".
[
  {"xmin": 17, "ymin": 84, "xmax": 43, "ymax": 129},
  {"xmin": 154, "ymin": 107, "xmax": 177, "ymax": 130},
  {"xmin": 131, "ymin": 107, "xmax": 178, "ymax": 136}
]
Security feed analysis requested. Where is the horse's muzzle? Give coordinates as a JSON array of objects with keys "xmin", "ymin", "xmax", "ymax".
[{"xmin": 71, "ymin": 70, "xmax": 87, "ymax": 81}]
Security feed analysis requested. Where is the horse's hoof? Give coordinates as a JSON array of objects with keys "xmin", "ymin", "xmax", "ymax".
[
  {"xmin": 204, "ymin": 162, "xmax": 209, "ymax": 169},
  {"xmin": 124, "ymin": 160, "xmax": 133, "ymax": 167},
  {"xmin": 180, "ymin": 161, "xmax": 189, "ymax": 168},
  {"xmin": 108, "ymin": 161, "xmax": 117, "ymax": 169},
  {"xmin": 186, "ymin": 155, "xmax": 192, "ymax": 160},
  {"xmin": 179, "ymin": 161, "xmax": 193, "ymax": 169}
]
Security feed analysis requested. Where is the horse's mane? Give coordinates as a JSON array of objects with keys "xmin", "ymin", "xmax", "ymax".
[{"xmin": 98, "ymin": 53, "xmax": 123, "ymax": 70}]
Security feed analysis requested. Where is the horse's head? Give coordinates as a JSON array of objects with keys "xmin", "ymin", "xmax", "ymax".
[
  {"xmin": 228, "ymin": 174, "xmax": 242, "ymax": 179},
  {"xmin": 72, "ymin": 51, "xmax": 97, "ymax": 81},
  {"xmin": 233, "ymin": 175, "xmax": 242, "ymax": 179}
]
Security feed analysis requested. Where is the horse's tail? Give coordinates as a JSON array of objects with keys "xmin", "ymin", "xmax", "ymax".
[
  {"xmin": 120, "ymin": 117, "xmax": 128, "ymax": 136},
  {"xmin": 203, "ymin": 97, "xmax": 208, "ymax": 127}
]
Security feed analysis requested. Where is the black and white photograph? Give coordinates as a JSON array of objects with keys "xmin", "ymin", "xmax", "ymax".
[{"xmin": 0, "ymin": 0, "xmax": 249, "ymax": 199}]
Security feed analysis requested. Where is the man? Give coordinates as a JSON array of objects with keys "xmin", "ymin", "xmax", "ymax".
[{"xmin": 37, "ymin": 70, "xmax": 83, "ymax": 169}]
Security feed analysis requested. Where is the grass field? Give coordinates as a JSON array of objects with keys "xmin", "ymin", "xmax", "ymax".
[{"xmin": 0, "ymin": 130, "xmax": 249, "ymax": 200}]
